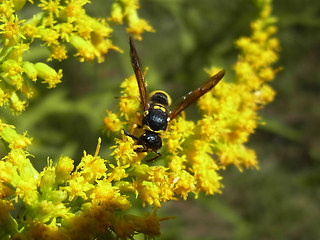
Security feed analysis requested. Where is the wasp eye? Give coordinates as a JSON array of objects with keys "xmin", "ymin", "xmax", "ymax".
[{"xmin": 150, "ymin": 91, "xmax": 170, "ymax": 106}]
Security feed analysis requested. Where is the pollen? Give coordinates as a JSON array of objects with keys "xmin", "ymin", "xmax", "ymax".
[
  {"xmin": 110, "ymin": 137, "xmax": 138, "ymax": 166},
  {"xmin": 109, "ymin": 0, "xmax": 155, "ymax": 40},
  {"xmin": 0, "ymin": 15, "xmax": 24, "ymax": 46},
  {"xmin": 104, "ymin": 110, "xmax": 124, "ymax": 133}
]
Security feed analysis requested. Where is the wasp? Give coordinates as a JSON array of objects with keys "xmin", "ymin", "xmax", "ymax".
[{"xmin": 123, "ymin": 37, "xmax": 225, "ymax": 161}]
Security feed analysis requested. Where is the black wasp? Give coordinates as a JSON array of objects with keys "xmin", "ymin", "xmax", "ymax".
[{"xmin": 124, "ymin": 37, "xmax": 225, "ymax": 161}]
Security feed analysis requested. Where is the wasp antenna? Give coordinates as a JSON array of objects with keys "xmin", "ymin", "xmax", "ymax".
[{"xmin": 123, "ymin": 129, "xmax": 139, "ymax": 140}]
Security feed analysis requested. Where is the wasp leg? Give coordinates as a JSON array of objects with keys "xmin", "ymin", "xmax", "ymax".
[
  {"xmin": 134, "ymin": 144, "xmax": 145, "ymax": 151},
  {"xmin": 134, "ymin": 145, "xmax": 161, "ymax": 162},
  {"xmin": 123, "ymin": 123, "xmax": 142, "ymax": 135},
  {"xmin": 130, "ymin": 123, "xmax": 142, "ymax": 134},
  {"xmin": 123, "ymin": 129, "xmax": 139, "ymax": 140},
  {"xmin": 132, "ymin": 123, "xmax": 142, "ymax": 129},
  {"xmin": 146, "ymin": 151, "xmax": 161, "ymax": 162}
]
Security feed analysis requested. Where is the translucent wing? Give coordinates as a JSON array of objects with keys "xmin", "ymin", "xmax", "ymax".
[
  {"xmin": 129, "ymin": 36, "xmax": 148, "ymax": 111},
  {"xmin": 168, "ymin": 70, "xmax": 225, "ymax": 120}
]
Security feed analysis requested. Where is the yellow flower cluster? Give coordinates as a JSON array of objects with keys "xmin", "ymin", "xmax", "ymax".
[
  {"xmin": 198, "ymin": 0, "xmax": 279, "ymax": 171},
  {"xmin": 0, "ymin": 120, "xmax": 164, "ymax": 239},
  {"xmin": 0, "ymin": 0, "xmax": 152, "ymax": 113},
  {"xmin": 0, "ymin": 0, "xmax": 279, "ymax": 239},
  {"xmin": 105, "ymin": 0, "xmax": 279, "ymax": 208},
  {"xmin": 0, "ymin": 0, "xmax": 161, "ymax": 238},
  {"xmin": 109, "ymin": 0, "xmax": 155, "ymax": 40}
]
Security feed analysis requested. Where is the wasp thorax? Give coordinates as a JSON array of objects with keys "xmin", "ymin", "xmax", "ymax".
[{"xmin": 149, "ymin": 91, "xmax": 172, "ymax": 106}]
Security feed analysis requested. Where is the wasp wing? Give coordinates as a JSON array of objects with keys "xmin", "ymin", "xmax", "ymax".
[
  {"xmin": 129, "ymin": 36, "xmax": 149, "ymax": 111},
  {"xmin": 168, "ymin": 70, "xmax": 225, "ymax": 120}
]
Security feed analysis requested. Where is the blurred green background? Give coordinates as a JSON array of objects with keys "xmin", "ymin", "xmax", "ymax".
[{"xmin": 1, "ymin": 0, "xmax": 320, "ymax": 239}]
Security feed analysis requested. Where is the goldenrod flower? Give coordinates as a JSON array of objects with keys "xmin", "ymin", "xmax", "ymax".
[
  {"xmin": 110, "ymin": 136, "xmax": 140, "ymax": 165},
  {"xmin": 34, "ymin": 62, "xmax": 63, "ymax": 88},
  {"xmin": 126, "ymin": 8, "xmax": 155, "ymax": 40},
  {"xmin": 104, "ymin": 0, "xmax": 279, "ymax": 211},
  {"xmin": 0, "ymin": 15, "xmax": 24, "ymax": 46},
  {"xmin": 0, "ymin": 0, "xmax": 279, "ymax": 239},
  {"xmin": 165, "ymin": 117, "xmax": 195, "ymax": 154},
  {"xmin": 0, "ymin": 0, "xmax": 132, "ymax": 113},
  {"xmin": 104, "ymin": 110, "xmax": 125, "ymax": 133},
  {"xmin": 0, "ymin": 200, "xmax": 17, "ymax": 235},
  {"xmin": 109, "ymin": 0, "xmax": 155, "ymax": 40}
]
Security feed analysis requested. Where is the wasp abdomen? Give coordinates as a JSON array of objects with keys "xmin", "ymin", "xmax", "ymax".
[{"xmin": 137, "ymin": 131, "xmax": 162, "ymax": 151}]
